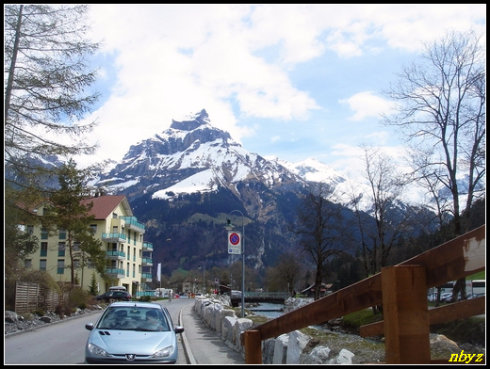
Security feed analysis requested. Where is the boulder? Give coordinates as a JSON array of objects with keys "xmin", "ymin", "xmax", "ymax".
[
  {"xmin": 286, "ymin": 330, "xmax": 310, "ymax": 363},
  {"xmin": 334, "ymin": 348, "xmax": 355, "ymax": 364},
  {"xmin": 39, "ymin": 316, "xmax": 52, "ymax": 323},
  {"xmin": 233, "ymin": 318, "xmax": 253, "ymax": 351},
  {"xmin": 272, "ymin": 334, "xmax": 289, "ymax": 364},
  {"xmin": 5, "ymin": 311, "xmax": 18, "ymax": 323},
  {"xmin": 301, "ymin": 345, "xmax": 332, "ymax": 364}
]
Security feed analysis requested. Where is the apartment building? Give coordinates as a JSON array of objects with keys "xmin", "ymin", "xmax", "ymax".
[{"xmin": 24, "ymin": 195, "xmax": 154, "ymax": 296}]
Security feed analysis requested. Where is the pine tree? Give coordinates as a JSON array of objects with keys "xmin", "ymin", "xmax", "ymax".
[{"xmin": 44, "ymin": 159, "xmax": 105, "ymax": 287}]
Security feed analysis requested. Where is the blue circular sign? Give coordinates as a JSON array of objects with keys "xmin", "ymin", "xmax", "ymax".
[{"xmin": 229, "ymin": 232, "xmax": 240, "ymax": 245}]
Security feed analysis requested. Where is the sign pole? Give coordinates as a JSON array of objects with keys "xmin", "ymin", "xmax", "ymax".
[{"xmin": 227, "ymin": 210, "xmax": 246, "ymax": 318}]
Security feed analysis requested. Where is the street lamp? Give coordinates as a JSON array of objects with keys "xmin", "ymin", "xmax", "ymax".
[{"xmin": 227, "ymin": 210, "xmax": 245, "ymax": 318}]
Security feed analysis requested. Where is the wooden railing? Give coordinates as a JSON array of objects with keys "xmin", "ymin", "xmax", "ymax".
[{"xmin": 242, "ymin": 225, "xmax": 485, "ymax": 364}]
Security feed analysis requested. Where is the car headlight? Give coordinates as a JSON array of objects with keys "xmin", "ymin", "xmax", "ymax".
[
  {"xmin": 87, "ymin": 343, "xmax": 109, "ymax": 357},
  {"xmin": 151, "ymin": 345, "xmax": 174, "ymax": 358}
]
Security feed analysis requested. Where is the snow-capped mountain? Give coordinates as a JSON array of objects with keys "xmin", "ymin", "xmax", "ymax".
[
  {"xmin": 269, "ymin": 157, "xmax": 376, "ymax": 211},
  {"xmin": 97, "ymin": 109, "xmax": 305, "ymax": 211},
  {"xmin": 88, "ymin": 109, "xmax": 438, "ymax": 274}
]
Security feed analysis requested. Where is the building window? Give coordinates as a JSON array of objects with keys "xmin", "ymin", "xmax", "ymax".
[
  {"xmin": 113, "ymin": 212, "xmax": 118, "ymax": 219},
  {"xmin": 40, "ymin": 242, "xmax": 48, "ymax": 257},
  {"xmin": 133, "ymin": 263, "xmax": 135, "ymax": 278},
  {"xmin": 90, "ymin": 224, "xmax": 97, "ymax": 234},
  {"xmin": 41, "ymin": 228, "xmax": 48, "ymax": 240},
  {"xmin": 127, "ymin": 246, "xmax": 130, "ymax": 260},
  {"xmin": 27, "ymin": 225, "xmax": 34, "ymax": 234},
  {"xmin": 73, "ymin": 242, "xmax": 80, "ymax": 252},
  {"xmin": 57, "ymin": 260, "xmax": 64, "ymax": 274},
  {"xmin": 127, "ymin": 262, "xmax": 130, "ymax": 277},
  {"xmin": 58, "ymin": 242, "xmax": 65, "ymax": 257},
  {"xmin": 59, "ymin": 229, "xmax": 67, "ymax": 240},
  {"xmin": 24, "ymin": 259, "xmax": 32, "ymax": 269},
  {"xmin": 40, "ymin": 259, "xmax": 47, "ymax": 271}
]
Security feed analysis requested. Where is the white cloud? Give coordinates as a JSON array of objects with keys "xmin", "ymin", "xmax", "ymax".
[
  {"xmin": 78, "ymin": 4, "xmax": 484, "ymax": 167},
  {"xmin": 340, "ymin": 91, "xmax": 396, "ymax": 121}
]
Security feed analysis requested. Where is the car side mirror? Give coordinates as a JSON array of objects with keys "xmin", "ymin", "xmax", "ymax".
[
  {"xmin": 174, "ymin": 325, "xmax": 184, "ymax": 334},
  {"xmin": 85, "ymin": 323, "xmax": 94, "ymax": 331}
]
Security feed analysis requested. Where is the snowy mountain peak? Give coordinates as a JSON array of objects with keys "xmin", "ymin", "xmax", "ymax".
[
  {"xmin": 170, "ymin": 109, "xmax": 210, "ymax": 131},
  {"xmin": 96, "ymin": 110, "xmax": 304, "ymax": 209}
]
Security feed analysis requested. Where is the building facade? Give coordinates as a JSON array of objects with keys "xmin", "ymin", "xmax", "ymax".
[{"xmin": 24, "ymin": 195, "xmax": 153, "ymax": 296}]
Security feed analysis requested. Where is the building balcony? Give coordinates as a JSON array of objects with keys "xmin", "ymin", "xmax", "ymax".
[
  {"xmin": 142, "ymin": 257, "xmax": 152, "ymax": 266},
  {"xmin": 120, "ymin": 216, "xmax": 145, "ymax": 232},
  {"xmin": 141, "ymin": 273, "xmax": 152, "ymax": 282},
  {"xmin": 106, "ymin": 250, "xmax": 126, "ymax": 260},
  {"xmin": 143, "ymin": 242, "xmax": 153, "ymax": 251},
  {"xmin": 102, "ymin": 232, "xmax": 127, "ymax": 243},
  {"xmin": 105, "ymin": 268, "xmax": 125, "ymax": 278}
]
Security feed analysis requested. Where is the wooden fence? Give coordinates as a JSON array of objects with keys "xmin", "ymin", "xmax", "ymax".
[
  {"xmin": 15, "ymin": 281, "xmax": 61, "ymax": 314},
  {"xmin": 242, "ymin": 225, "xmax": 485, "ymax": 364}
]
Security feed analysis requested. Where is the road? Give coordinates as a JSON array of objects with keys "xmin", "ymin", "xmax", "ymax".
[{"xmin": 5, "ymin": 298, "xmax": 193, "ymax": 364}]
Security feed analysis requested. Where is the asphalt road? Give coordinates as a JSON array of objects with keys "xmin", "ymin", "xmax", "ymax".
[{"xmin": 4, "ymin": 297, "xmax": 244, "ymax": 365}]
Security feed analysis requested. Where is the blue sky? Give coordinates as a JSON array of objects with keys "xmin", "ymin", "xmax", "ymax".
[{"xmin": 74, "ymin": 4, "xmax": 485, "ymax": 181}]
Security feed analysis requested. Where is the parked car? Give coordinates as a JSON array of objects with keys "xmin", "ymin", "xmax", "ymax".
[
  {"xmin": 85, "ymin": 301, "xmax": 184, "ymax": 364},
  {"xmin": 96, "ymin": 290, "xmax": 132, "ymax": 302}
]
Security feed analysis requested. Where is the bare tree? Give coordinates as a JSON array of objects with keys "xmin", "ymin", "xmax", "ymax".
[
  {"xmin": 387, "ymin": 31, "xmax": 485, "ymax": 236},
  {"xmin": 265, "ymin": 252, "xmax": 303, "ymax": 294},
  {"xmin": 386, "ymin": 31, "xmax": 485, "ymax": 301},
  {"xmin": 349, "ymin": 147, "xmax": 409, "ymax": 276},
  {"xmin": 294, "ymin": 183, "xmax": 345, "ymax": 300}
]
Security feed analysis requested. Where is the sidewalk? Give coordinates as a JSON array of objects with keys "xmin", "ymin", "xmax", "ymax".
[{"xmin": 179, "ymin": 302, "xmax": 245, "ymax": 364}]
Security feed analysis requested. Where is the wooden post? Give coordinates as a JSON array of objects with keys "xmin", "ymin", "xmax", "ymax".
[
  {"xmin": 382, "ymin": 265, "xmax": 430, "ymax": 364},
  {"xmin": 243, "ymin": 330, "xmax": 262, "ymax": 364}
]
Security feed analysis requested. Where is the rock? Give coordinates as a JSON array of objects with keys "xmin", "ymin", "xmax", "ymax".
[
  {"xmin": 262, "ymin": 339, "xmax": 276, "ymax": 364},
  {"xmin": 430, "ymin": 333, "xmax": 460, "ymax": 360},
  {"xmin": 287, "ymin": 330, "xmax": 310, "ymax": 363},
  {"xmin": 334, "ymin": 348, "xmax": 355, "ymax": 364},
  {"xmin": 5, "ymin": 311, "xmax": 18, "ymax": 323},
  {"xmin": 301, "ymin": 345, "xmax": 331, "ymax": 364},
  {"xmin": 39, "ymin": 316, "xmax": 52, "ymax": 323},
  {"xmin": 272, "ymin": 334, "xmax": 289, "ymax": 364},
  {"xmin": 221, "ymin": 315, "xmax": 237, "ymax": 343},
  {"xmin": 233, "ymin": 318, "xmax": 253, "ymax": 351}
]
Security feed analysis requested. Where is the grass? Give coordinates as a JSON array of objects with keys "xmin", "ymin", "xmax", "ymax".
[
  {"xmin": 342, "ymin": 308, "xmax": 383, "ymax": 333},
  {"xmin": 342, "ymin": 307, "xmax": 485, "ymax": 347}
]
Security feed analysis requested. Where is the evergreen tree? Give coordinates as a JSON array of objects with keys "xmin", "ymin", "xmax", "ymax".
[{"xmin": 44, "ymin": 159, "xmax": 105, "ymax": 287}]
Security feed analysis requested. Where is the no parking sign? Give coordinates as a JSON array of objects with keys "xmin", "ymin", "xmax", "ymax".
[{"xmin": 228, "ymin": 231, "xmax": 242, "ymax": 254}]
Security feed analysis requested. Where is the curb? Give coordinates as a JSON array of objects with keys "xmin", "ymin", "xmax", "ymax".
[{"xmin": 179, "ymin": 307, "xmax": 197, "ymax": 364}]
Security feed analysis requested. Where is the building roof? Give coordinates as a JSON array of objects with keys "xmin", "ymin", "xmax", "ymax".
[{"xmin": 81, "ymin": 195, "xmax": 132, "ymax": 220}]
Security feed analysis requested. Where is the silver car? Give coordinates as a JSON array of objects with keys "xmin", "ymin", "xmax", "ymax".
[{"xmin": 85, "ymin": 301, "xmax": 184, "ymax": 364}]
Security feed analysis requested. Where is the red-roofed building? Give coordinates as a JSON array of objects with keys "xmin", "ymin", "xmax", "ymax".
[{"xmin": 23, "ymin": 195, "xmax": 154, "ymax": 296}]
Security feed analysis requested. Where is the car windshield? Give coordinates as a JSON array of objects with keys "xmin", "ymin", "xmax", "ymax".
[{"xmin": 97, "ymin": 306, "xmax": 170, "ymax": 331}]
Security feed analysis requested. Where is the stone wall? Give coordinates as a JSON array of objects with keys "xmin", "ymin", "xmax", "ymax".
[
  {"xmin": 193, "ymin": 296, "xmax": 463, "ymax": 364},
  {"xmin": 192, "ymin": 296, "xmax": 358, "ymax": 364}
]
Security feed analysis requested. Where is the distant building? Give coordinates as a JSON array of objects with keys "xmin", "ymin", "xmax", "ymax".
[
  {"xmin": 300, "ymin": 283, "xmax": 333, "ymax": 298},
  {"xmin": 22, "ymin": 195, "xmax": 154, "ymax": 296}
]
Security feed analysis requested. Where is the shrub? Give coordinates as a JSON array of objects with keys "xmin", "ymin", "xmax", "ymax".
[{"xmin": 68, "ymin": 287, "xmax": 90, "ymax": 311}]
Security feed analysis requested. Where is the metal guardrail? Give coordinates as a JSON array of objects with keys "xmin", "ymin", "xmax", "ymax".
[{"xmin": 242, "ymin": 225, "xmax": 485, "ymax": 364}]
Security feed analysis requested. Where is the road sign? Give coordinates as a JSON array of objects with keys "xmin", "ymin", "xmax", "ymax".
[{"xmin": 228, "ymin": 231, "xmax": 242, "ymax": 254}]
